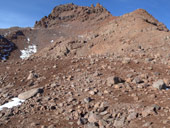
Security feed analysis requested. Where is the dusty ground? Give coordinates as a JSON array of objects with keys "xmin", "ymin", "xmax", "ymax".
[{"xmin": 0, "ymin": 3, "xmax": 170, "ymax": 128}]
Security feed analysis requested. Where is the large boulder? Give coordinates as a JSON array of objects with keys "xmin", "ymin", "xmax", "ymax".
[{"xmin": 18, "ymin": 88, "xmax": 43, "ymax": 100}]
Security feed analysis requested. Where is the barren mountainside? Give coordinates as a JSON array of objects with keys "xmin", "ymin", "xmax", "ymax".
[{"xmin": 1, "ymin": 3, "xmax": 170, "ymax": 128}]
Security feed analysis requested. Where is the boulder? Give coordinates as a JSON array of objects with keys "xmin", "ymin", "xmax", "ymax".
[
  {"xmin": 107, "ymin": 76, "xmax": 124, "ymax": 86},
  {"xmin": 18, "ymin": 88, "xmax": 43, "ymax": 100}
]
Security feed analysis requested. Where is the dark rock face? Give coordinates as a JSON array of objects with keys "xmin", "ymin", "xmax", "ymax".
[
  {"xmin": 10, "ymin": 30, "xmax": 25, "ymax": 40},
  {"xmin": 0, "ymin": 35, "xmax": 16, "ymax": 60},
  {"xmin": 34, "ymin": 3, "xmax": 111, "ymax": 28}
]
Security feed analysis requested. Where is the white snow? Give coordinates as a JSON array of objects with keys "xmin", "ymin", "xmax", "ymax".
[
  {"xmin": 50, "ymin": 40, "xmax": 54, "ymax": 43},
  {"xmin": 20, "ymin": 44, "xmax": 37, "ymax": 59},
  {"xmin": 27, "ymin": 38, "xmax": 30, "ymax": 43},
  {"xmin": 0, "ymin": 98, "xmax": 25, "ymax": 111}
]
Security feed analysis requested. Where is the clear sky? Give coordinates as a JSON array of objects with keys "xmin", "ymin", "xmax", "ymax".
[{"xmin": 0, "ymin": 0, "xmax": 170, "ymax": 29}]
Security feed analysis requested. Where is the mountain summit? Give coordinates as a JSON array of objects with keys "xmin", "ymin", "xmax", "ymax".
[{"xmin": 34, "ymin": 3, "xmax": 111, "ymax": 28}]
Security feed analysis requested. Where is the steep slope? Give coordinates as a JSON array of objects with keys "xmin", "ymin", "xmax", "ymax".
[
  {"xmin": 88, "ymin": 9, "xmax": 170, "ymax": 56},
  {"xmin": 34, "ymin": 8, "xmax": 170, "ymax": 65}
]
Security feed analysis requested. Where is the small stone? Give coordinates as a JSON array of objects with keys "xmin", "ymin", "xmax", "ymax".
[
  {"xmin": 68, "ymin": 122, "xmax": 74, "ymax": 125},
  {"xmin": 27, "ymin": 72, "xmax": 37, "ymax": 80},
  {"xmin": 132, "ymin": 77, "xmax": 143, "ymax": 84},
  {"xmin": 114, "ymin": 84, "xmax": 121, "ymax": 89},
  {"xmin": 113, "ymin": 117, "xmax": 125, "ymax": 127},
  {"xmin": 122, "ymin": 57, "xmax": 131, "ymax": 64},
  {"xmin": 163, "ymin": 120, "xmax": 169, "ymax": 124},
  {"xmin": 149, "ymin": 94, "xmax": 156, "ymax": 99},
  {"xmin": 84, "ymin": 97, "xmax": 92, "ymax": 103},
  {"xmin": 142, "ymin": 122, "xmax": 152, "ymax": 127},
  {"xmin": 88, "ymin": 113, "xmax": 101, "ymax": 123},
  {"xmin": 152, "ymin": 104, "xmax": 160, "ymax": 113},
  {"xmin": 50, "ymin": 83, "xmax": 60, "ymax": 88},
  {"xmin": 107, "ymin": 76, "xmax": 124, "ymax": 86},
  {"xmin": 84, "ymin": 123, "xmax": 99, "ymax": 128},
  {"xmin": 30, "ymin": 123, "xmax": 36, "ymax": 127},
  {"xmin": 47, "ymin": 124, "xmax": 56, "ymax": 128},
  {"xmin": 77, "ymin": 118, "xmax": 88, "ymax": 125},
  {"xmin": 142, "ymin": 107, "xmax": 154, "ymax": 117},
  {"xmin": 41, "ymin": 125, "xmax": 47, "ymax": 128},
  {"xmin": 152, "ymin": 80, "xmax": 166, "ymax": 90},
  {"xmin": 100, "ymin": 111, "xmax": 108, "ymax": 116},
  {"xmin": 134, "ymin": 96, "xmax": 139, "ymax": 101},
  {"xmin": 167, "ymin": 116, "xmax": 170, "ymax": 120},
  {"xmin": 27, "ymin": 73, "xmax": 34, "ymax": 80},
  {"xmin": 98, "ymin": 120, "xmax": 108, "ymax": 127},
  {"xmin": 127, "ymin": 112, "xmax": 137, "ymax": 121},
  {"xmin": 89, "ymin": 90, "xmax": 95, "ymax": 95}
]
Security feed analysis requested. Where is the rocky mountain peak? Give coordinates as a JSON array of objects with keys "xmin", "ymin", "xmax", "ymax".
[
  {"xmin": 130, "ymin": 9, "xmax": 169, "ymax": 32},
  {"xmin": 34, "ymin": 3, "xmax": 111, "ymax": 28}
]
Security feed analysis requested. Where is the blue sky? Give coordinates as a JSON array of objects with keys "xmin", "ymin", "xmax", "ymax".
[{"xmin": 0, "ymin": 0, "xmax": 170, "ymax": 29}]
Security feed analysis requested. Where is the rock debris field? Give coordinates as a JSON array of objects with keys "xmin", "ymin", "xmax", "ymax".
[{"xmin": 1, "ymin": 3, "xmax": 170, "ymax": 128}]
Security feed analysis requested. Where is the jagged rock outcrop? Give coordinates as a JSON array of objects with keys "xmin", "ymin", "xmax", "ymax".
[
  {"xmin": 34, "ymin": 3, "xmax": 111, "ymax": 28},
  {"xmin": 131, "ymin": 9, "xmax": 169, "ymax": 32}
]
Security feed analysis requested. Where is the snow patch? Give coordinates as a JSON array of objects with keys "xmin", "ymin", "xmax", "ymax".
[
  {"xmin": 20, "ymin": 44, "xmax": 37, "ymax": 59},
  {"xmin": 50, "ymin": 40, "xmax": 54, "ymax": 43},
  {"xmin": 27, "ymin": 38, "xmax": 30, "ymax": 43},
  {"xmin": 0, "ymin": 98, "xmax": 25, "ymax": 111}
]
